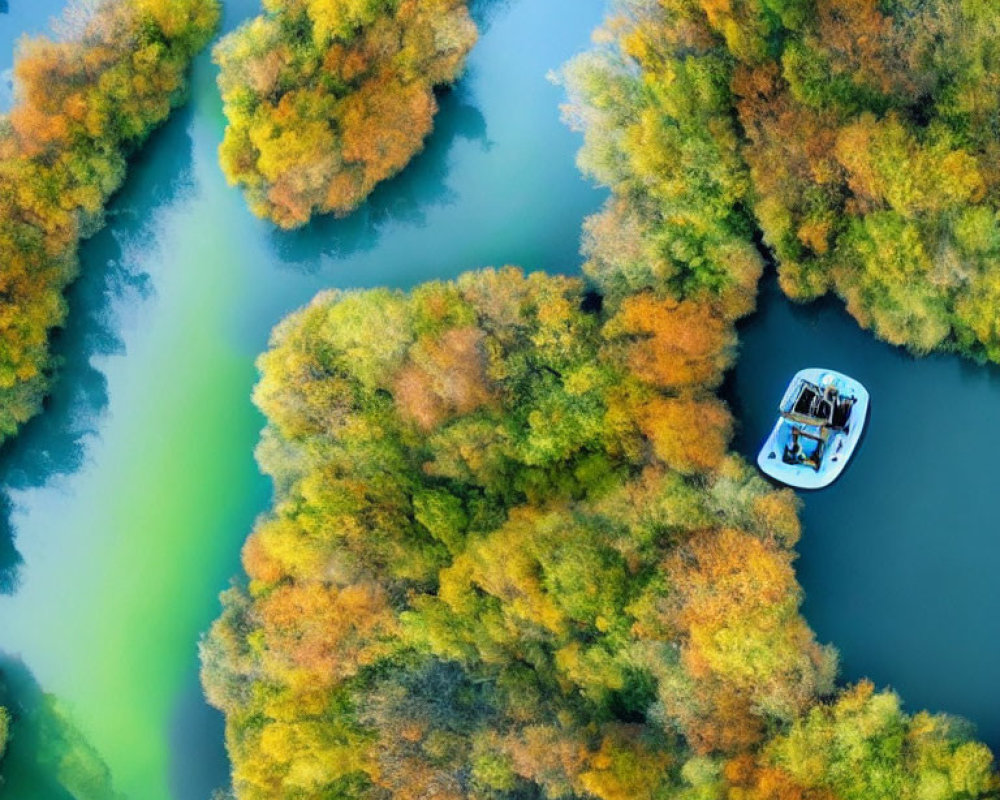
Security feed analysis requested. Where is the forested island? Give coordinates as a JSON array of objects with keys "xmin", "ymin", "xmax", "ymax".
[
  {"xmin": 202, "ymin": 0, "xmax": 1000, "ymax": 798},
  {"xmin": 214, "ymin": 0, "xmax": 478, "ymax": 228}
]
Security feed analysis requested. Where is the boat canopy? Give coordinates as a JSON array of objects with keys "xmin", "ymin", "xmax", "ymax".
[
  {"xmin": 780, "ymin": 378, "xmax": 838, "ymax": 428},
  {"xmin": 758, "ymin": 368, "xmax": 869, "ymax": 489}
]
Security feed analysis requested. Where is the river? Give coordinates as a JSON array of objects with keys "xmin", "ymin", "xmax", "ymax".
[{"xmin": 0, "ymin": 0, "xmax": 607, "ymax": 797}]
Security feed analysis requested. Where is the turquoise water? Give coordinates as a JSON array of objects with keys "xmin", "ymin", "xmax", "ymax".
[
  {"xmin": 0, "ymin": 1, "xmax": 607, "ymax": 797},
  {"xmin": 730, "ymin": 275, "xmax": 1000, "ymax": 751}
]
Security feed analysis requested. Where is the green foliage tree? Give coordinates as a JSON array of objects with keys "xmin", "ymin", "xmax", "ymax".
[
  {"xmin": 0, "ymin": 704, "xmax": 9, "ymax": 769},
  {"xmin": 726, "ymin": 681, "xmax": 997, "ymax": 800},
  {"xmin": 561, "ymin": 0, "xmax": 763, "ymax": 319}
]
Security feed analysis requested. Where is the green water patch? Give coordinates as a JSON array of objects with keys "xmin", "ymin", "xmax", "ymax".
[{"xmin": 0, "ymin": 658, "xmax": 120, "ymax": 799}]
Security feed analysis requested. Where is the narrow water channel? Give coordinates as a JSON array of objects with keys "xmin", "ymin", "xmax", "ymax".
[{"xmin": 0, "ymin": 1, "xmax": 607, "ymax": 797}]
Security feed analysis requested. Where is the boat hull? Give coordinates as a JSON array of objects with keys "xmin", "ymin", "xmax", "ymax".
[{"xmin": 756, "ymin": 368, "xmax": 869, "ymax": 489}]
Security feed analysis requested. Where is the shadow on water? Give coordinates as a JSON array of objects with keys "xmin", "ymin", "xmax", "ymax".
[
  {"xmin": 0, "ymin": 656, "xmax": 121, "ymax": 799},
  {"xmin": 167, "ymin": 669, "xmax": 228, "ymax": 800},
  {"xmin": 469, "ymin": 0, "xmax": 515, "ymax": 30},
  {"xmin": 0, "ymin": 495, "xmax": 20, "ymax": 594},
  {"xmin": 268, "ymin": 86, "xmax": 489, "ymax": 272},
  {"xmin": 0, "ymin": 104, "xmax": 197, "ymax": 594}
]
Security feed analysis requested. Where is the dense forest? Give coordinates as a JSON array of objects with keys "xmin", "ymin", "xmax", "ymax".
[
  {"xmin": 202, "ymin": 266, "xmax": 829, "ymax": 798},
  {"xmin": 731, "ymin": 0, "xmax": 1000, "ymax": 358},
  {"xmin": 565, "ymin": 0, "xmax": 1000, "ymax": 361},
  {"xmin": 681, "ymin": 0, "xmax": 1000, "ymax": 359},
  {"xmin": 214, "ymin": 0, "xmax": 477, "ymax": 229},
  {"xmin": 202, "ymin": 1, "xmax": 999, "ymax": 799},
  {"xmin": 0, "ymin": 0, "xmax": 218, "ymax": 443}
]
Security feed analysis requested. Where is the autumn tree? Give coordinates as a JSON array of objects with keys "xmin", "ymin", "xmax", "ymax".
[
  {"xmin": 727, "ymin": 681, "xmax": 998, "ymax": 800},
  {"xmin": 214, "ymin": 0, "xmax": 477, "ymax": 228},
  {"xmin": 654, "ymin": 528, "xmax": 836, "ymax": 753},
  {"xmin": 732, "ymin": 0, "xmax": 1000, "ymax": 360},
  {"xmin": 0, "ymin": 0, "xmax": 218, "ymax": 442},
  {"xmin": 562, "ymin": 0, "xmax": 763, "ymax": 318}
]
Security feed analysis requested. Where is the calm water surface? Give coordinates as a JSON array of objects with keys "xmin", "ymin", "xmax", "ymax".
[
  {"xmin": 731, "ymin": 276, "xmax": 1000, "ymax": 750},
  {"xmin": 0, "ymin": 0, "xmax": 606, "ymax": 797}
]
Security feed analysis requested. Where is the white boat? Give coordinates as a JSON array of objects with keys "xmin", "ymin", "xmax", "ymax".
[{"xmin": 757, "ymin": 368, "xmax": 869, "ymax": 489}]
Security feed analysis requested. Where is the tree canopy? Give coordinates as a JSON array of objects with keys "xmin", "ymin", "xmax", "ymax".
[
  {"xmin": 214, "ymin": 0, "xmax": 477, "ymax": 229},
  {"xmin": 565, "ymin": 0, "xmax": 1000, "ymax": 361},
  {"xmin": 203, "ymin": 267, "xmax": 841, "ymax": 799},
  {"xmin": 0, "ymin": 0, "xmax": 218, "ymax": 443},
  {"xmin": 729, "ymin": 0, "xmax": 1000, "ymax": 359}
]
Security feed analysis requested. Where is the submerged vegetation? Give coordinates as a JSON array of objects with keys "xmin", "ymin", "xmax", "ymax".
[
  {"xmin": 214, "ymin": 0, "xmax": 477, "ymax": 229},
  {"xmin": 203, "ymin": 2, "xmax": 999, "ymax": 799},
  {"xmin": 0, "ymin": 0, "xmax": 219, "ymax": 443},
  {"xmin": 0, "ymin": 662, "xmax": 123, "ymax": 798}
]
